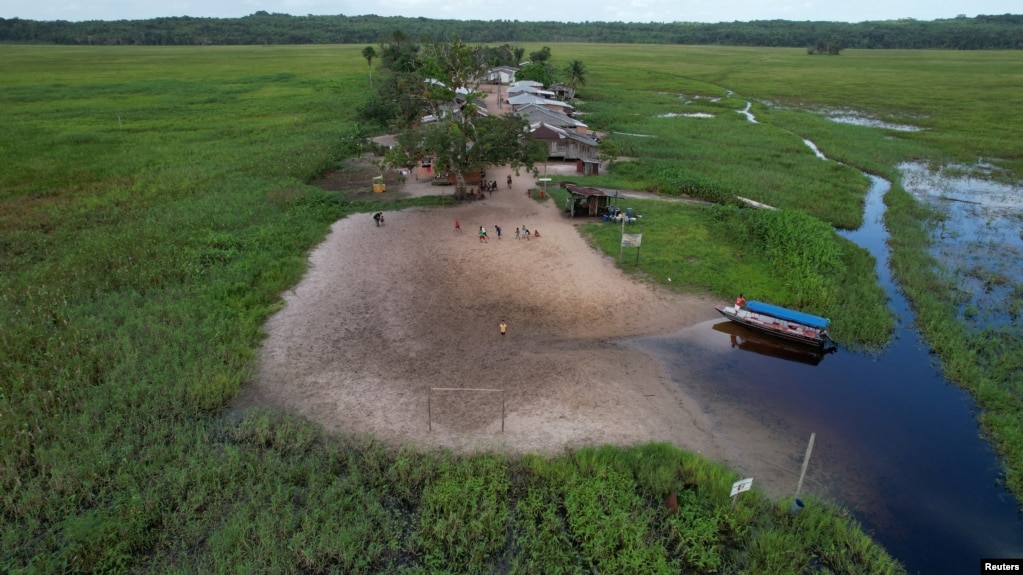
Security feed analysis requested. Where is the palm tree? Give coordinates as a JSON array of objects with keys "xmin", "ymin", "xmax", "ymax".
[
  {"xmin": 362, "ymin": 45, "xmax": 377, "ymax": 89},
  {"xmin": 513, "ymin": 46, "xmax": 525, "ymax": 65},
  {"xmin": 565, "ymin": 60, "xmax": 587, "ymax": 91}
]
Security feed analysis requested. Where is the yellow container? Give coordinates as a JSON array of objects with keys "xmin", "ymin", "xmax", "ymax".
[{"xmin": 372, "ymin": 176, "xmax": 386, "ymax": 193}]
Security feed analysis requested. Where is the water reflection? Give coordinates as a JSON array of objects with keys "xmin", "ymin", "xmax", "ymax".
[
  {"xmin": 737, "ymin": 101, "xmax": 757, "ymax": 123},
  {"xmin": 821, "ymin": 109, "xmax": 923, "ymax": 132},
  {"xmin": 712, "ymin": 321, "xmax": 837, "ymax": 366}
]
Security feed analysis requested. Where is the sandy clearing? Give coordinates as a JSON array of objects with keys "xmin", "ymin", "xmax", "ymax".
[{"xmin": 235, "ymin": 84, "xmax": 744, "ymax": 466}]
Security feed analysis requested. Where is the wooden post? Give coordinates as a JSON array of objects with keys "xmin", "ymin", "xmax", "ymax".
[
  {"xmin": 794, "ymin": 432, "xmax": 816, "ymax": 499},
  {"xmin": 635, "ymin": 222, "xmax": 643, "ymax": 265},
  {"xmin": 618, "ymin": 213, "xmax": 626, "ymax": 263}
]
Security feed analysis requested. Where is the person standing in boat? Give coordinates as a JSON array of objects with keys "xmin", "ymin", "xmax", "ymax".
[{"xmin": 735, "ymin": 294, "xmax": 746, "ymax": 315}]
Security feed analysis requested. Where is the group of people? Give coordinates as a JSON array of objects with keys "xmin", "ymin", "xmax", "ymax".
[
  {"xmin": 461, "ymin": 220, "xmax": 539, "ymax": 241},
  {"xmin": 372, "ymin": 212, "xmax": 385, "ymax": 226},
  {"xmin": 515, "ymin": 226, "xmax": 540, "ymax": 240},
  {"xmin": 462, "ymin": 175, "xmax": 510, "ymax": 200}
]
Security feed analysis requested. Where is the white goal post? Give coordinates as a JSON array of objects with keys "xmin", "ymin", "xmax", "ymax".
[{"xmin": 428, "ymin": 387, "xmax": 506, "ymax": 432}]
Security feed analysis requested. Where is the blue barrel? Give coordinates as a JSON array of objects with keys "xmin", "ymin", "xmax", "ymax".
[{"xmin": 790, "ymin": 499, "xmax": 805, "ymax": 515}]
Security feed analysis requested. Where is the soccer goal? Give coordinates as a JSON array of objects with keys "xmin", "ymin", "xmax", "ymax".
[{"xmin": 428, "ymin": 387, "xmax": 506, "ymax": 432}]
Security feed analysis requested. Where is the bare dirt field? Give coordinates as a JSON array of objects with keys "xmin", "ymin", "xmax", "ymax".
[
  {"xmin": 237, "ymin": 163, "xmax": 740, "ymax": 453},
  {"xmin": 234, "ymin": 85, "xmax": 750, "ymax": 473}
]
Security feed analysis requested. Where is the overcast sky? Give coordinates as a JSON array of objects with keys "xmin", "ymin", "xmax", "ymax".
[{"xmin": 2, "ymin": 0, "xmax": 1018, "ymax": 24}]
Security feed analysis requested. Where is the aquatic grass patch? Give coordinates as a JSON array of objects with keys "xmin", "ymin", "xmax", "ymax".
[
  {"xmin": 735, "ymin": 207, "xmax": 845, "ymax": 311},
  {"xmin": 740, "ymin": 496, "xmax": 904, "ymax": 575},
  {"xmin": 416, "ymin": 454, "xmax": 510, "ymax": 572},
  {"xmin": 575, "ymin": 89, "xmax": 871, "ymax": 227},
  {"xmin": 508, "ymin": 482, "xmax": 585, "ymax": 574},
  {"xmin": 562, "ymin": 468, "xmax": 673, "ymax": 573}
]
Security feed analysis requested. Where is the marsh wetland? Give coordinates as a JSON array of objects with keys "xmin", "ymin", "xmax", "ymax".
[{"xmin": 3, "ymin": 44, "xmax": 1022, "ymax": 572}]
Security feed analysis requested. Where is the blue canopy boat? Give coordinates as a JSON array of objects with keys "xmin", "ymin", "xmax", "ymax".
[{"xmin": 714, "ymin": 300, "xmax": 832, "ymax": 347}]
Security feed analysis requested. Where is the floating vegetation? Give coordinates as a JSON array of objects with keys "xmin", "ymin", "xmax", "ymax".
[{"xmin": 900, "ymin": 161, "xmax": 1023, "ymax": 328}]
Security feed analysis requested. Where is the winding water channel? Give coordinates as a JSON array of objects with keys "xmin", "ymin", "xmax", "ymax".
[{"xmin": 625, "ymin": 119, "xmax": 1023, "ymax": 573}]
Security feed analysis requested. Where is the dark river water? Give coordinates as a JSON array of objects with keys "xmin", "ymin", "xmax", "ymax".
[{"xmin": 630, "ymin": 175, "xmax": 1023, "ymax": 574}]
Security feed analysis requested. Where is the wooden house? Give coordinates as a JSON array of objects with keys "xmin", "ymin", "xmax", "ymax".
[
  {"xmin": 485, "ymin": 66, "xmax": 518, "ymax": 84},
  {"xmin": 528, "ymin": 122, "xmax": 600, "ymax": 174}
]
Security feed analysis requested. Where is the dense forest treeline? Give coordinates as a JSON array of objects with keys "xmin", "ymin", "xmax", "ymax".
[{"xmin": 1, "ymin": 12, "xmax": 1021, "ymax": 49}]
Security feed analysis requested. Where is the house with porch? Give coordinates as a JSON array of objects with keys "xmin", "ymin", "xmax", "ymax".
[{"xmin": 528, "ymin": 122, "xmax": 601, "ymax": 175}]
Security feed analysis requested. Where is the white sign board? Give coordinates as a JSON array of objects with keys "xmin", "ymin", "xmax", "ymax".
[
  {"xmin": 730, "ymin": 477, "xmax": 753, "ymax": 497},
  {"xmin": 621, "ymin": 234, "xmax": 642, "ymax": 247}
]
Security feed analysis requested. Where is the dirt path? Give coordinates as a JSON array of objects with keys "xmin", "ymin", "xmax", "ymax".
[{"xmin": 234, "ymin": 85, "xmax": 742, "ymax": 461}]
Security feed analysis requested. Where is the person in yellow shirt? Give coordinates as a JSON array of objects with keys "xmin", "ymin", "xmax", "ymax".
[{"xmin": 499, "ymin": 320, "xmax": 507, "ymax": 336}]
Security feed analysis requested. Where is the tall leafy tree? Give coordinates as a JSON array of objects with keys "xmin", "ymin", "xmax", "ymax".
[
  {"xmin": 386, "ymin": 39, "xmax": 545, "ymax": 199},
  {"xmin": 513, "ymin": 46, "xmax": 526, "ymax": 65},
  {"xmin": 528, "ymin": 46, "xmax": 552, "ymax": 63},
  {"xmin": 515, "ymin": 61, "xmax": 555, "ymax": 87},
  {"xmin": 357, "ymin": 32, "xmax": 427, "ymax": 129},
  {"xmin": 361, "ymin": 45, "xmax": 377, "ymax": 88},
  {"xmin": 483, "ymin": 43, "xmax": 517, "ymax": 67}
]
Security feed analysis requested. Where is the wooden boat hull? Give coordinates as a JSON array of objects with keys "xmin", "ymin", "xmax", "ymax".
[{"xmin": 715, "ymin": 305, "xmax": 831, "ymax": 347}]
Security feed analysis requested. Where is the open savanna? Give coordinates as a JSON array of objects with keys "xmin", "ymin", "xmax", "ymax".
[
  {"xmin": 537, "ymin": 44, "xmax": 1023, "ymax": 497},
  {"xmin": 7, "ymin": 42, "xmax": 1017, "ymax": 573}
]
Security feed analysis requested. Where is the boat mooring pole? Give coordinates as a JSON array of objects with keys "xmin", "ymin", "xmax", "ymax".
[
  {"xmin": 794, "ymin": 432, "xmax": 815, "ymax": 500},
  {"xmin": 618, "ymin": 212, "xmax": 625, "ymax": 263}
]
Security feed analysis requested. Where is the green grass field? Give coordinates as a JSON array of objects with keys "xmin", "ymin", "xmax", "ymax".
[{"xmin": 4, "ymin": 42, "xmax": 1020, "ymax": 572}]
